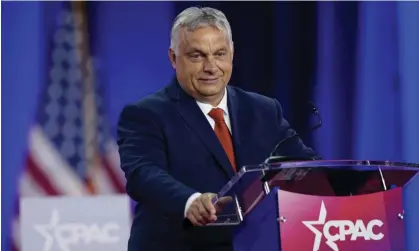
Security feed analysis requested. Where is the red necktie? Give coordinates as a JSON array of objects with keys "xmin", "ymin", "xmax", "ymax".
[{"xmin": 208, "ymin": 108, "xmax": 237, "ymax": 172}]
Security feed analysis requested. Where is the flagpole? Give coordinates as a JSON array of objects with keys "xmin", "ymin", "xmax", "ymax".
[{"xmin": 71, "ymin": 0, "xmax": 99, "ymax": 195}]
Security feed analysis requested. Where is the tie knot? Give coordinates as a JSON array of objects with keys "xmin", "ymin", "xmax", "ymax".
[{"xmin": 208, "ymin": 108, "xmax": 225, "ymax": 122}]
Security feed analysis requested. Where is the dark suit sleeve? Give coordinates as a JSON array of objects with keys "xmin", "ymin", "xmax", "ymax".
[
  {"xmin": 117, "ymin": 104, "xmax": 197, "ymax": 218},
  {"xmin": 273, "ymin": 99, "xmax": 319, "ymax": 158}
]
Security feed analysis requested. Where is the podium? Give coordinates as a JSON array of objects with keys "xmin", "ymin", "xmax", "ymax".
[{"xmin": 211, "ymin": 160, "xmax": 419, "ymax": 251}]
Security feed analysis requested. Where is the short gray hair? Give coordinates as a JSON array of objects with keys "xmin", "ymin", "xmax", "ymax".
[{"xmin": 170, "ymin": 7, "xmax": 233, "ymax": 55}]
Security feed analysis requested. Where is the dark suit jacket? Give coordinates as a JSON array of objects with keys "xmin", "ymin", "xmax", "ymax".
[{"xmin": 117, "ymin": 80, "xmax": 318, "ymax": 251}]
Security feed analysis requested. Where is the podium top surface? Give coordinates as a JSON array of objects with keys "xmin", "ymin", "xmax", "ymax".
[
  {"xmin": 214, "ymin": 159, "xmax": 419, "ymax": 207},
  {"xmin": 209, "ymin": 159, "xmax": 419, "ymax": 226},
  {"xmin": 244, "ymin": 159, "xmax": 419, "ymax": 173}
]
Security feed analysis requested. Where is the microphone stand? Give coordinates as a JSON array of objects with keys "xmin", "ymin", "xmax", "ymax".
[{"xmin": 260, "ymin": 102, "xmax": 322, "ymax": 194}]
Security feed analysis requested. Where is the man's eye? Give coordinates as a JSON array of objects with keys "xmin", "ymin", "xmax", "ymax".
[
  {"xmin": 190, "ymin": 54, "xmax": 202, "ymax": 59},
  {"xmin": 216, "ymin": 52, "xmax": 226, "ymax": 56}
]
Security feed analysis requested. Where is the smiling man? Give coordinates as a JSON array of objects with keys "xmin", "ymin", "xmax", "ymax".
[
  {"xmin": 117, "ymin": 6, "xmax": 318, "ymax": 251},
  {"xmin": 170, "ymin": 19, "xmax": 233, "ymax": 107}
]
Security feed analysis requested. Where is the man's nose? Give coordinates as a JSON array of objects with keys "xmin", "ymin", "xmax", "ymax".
[{"xmin": 203, "ymin": 58, "xmax": 217, "ymax": 73}]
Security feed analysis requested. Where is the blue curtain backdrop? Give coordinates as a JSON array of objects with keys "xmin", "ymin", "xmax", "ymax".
[
  {"xmin": 2, "ymin": 1, "xmax": 419, "ymax": 250},
  {"xmin": 2, "ymin": 2, "xmax": 47, "ymax": 250},
  {"xmin": 315, "ymin": 2, "xmax": 419, "ymax": 250}
]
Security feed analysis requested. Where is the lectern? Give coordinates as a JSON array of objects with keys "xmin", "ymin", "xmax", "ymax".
[{"xmin": 210, "ymin": 160, "xmax": 419, "ymax": 251}]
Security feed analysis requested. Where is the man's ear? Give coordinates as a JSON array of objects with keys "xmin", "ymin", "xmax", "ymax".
[
  {"xmin": 230, "ymin": 42, "xmax": 234, "ymax": 61},
  {"xmin": 168, "ymin": 48, "xmax": 176, "ymax": 69}
]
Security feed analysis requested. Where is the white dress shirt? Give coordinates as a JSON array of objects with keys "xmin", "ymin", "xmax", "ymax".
[{"xmin": 184, "ymin": 89, "xmax": 231, "ymax": 217}]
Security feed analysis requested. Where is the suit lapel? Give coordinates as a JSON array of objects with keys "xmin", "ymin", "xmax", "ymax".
[
  {"xmin": 227, "ymin": 86, "xmax": 248, "ymax": 172},
  {"xmin": 167, "ymin": 82, "xmax": 236, "ymax": 178}
]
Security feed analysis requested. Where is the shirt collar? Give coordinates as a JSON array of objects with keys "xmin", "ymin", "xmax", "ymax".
[{"xmin": 196, "ymin": 88, "xmax": 229, "ymax": 116}]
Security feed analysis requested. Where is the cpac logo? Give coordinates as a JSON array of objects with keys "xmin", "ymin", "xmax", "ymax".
[
  {"xmin": 34, "ymin": 209, "xmax": 120, "ymax": 251},
  {"xmin": 302, "ymin": 201, "xmax": 384, "ymax": 251}
]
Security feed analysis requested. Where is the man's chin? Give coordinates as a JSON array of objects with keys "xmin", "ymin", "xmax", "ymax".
[{"xmin": 199, "ymin": 87, "xmax": 225, "ymax": 97}]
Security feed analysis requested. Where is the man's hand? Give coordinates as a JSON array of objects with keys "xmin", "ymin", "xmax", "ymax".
[{"xmin": 186, "ymin": 193, "xmax": 232, "ymax": 226}]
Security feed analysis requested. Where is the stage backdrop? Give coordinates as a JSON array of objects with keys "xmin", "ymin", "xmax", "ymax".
[
  {"xmin": 2, "ymin": 1, "xmax": 419, "ymax": 251},
  {"xmin": 315, "ymin": 2, "xmax": 419, "ymax": 250}
]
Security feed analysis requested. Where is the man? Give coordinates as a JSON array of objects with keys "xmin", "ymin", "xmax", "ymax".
[{"xmin": 117, "ymin": 6, "xmax": 318, "ymax": 251}]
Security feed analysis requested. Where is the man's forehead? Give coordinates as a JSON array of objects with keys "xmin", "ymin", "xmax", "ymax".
[{"xmin": 180, "ymin": 26, "xmax": 229, "ymax": 44}]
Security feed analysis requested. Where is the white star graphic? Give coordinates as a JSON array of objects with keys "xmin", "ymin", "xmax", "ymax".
[
  {"xmin": 34, "ymin": 209, "xmax": 61, "ymax": 251},
  {"xmin": 302, "ymin": 201, "xmax": 332, "ymax": 251}
]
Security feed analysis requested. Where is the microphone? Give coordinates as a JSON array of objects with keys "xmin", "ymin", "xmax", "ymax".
[
  {"xmin": 260, "ymin": 102, "xmax": 322, "ymax": 183},
  {"xmin": 266, "ymin": 101, "xmax": 322, "ymax": 162}
]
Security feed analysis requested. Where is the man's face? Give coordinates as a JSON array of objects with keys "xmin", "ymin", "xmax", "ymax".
[{"xmin": 169, "ymin": 26, "xmax": 233, "ymax": 106}]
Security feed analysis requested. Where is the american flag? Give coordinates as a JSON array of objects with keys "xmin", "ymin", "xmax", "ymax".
[{"xmin": 10, "ymin": 2, "xmax": 126, "ymax": 250}]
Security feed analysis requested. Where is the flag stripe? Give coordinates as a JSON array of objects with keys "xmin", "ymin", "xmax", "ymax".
[
  {"xmin": 95, "ymin": 164, "xmax": 118, "ymax": 194},
  {"xmin": 11, "ymin": 199, "xmax": 21, "ymax": 251},
  {"xmin": 12, "ymin": 218, "xmax": 21, "ymax": 251},
  {"xmin": 12, "ymin": 242, "xmax": 19, "ymax": 251},
  {"xmin": 102, "ymin": 156, "xmax": 125, "ymax": 193},
  {"xmin": 105, "ymin": 141, "xmax": 126, "ymax": 185},
  {"xmin": 29, "ymin": 126, "xmax": 88, "ymax": 195},
  {"xmin": 26, "ymin": 155, "xmax": 60, "ymax": 195},
  {"xmin": 19, "ymin": 170, "xmax": 49, "ymax": 197}
]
